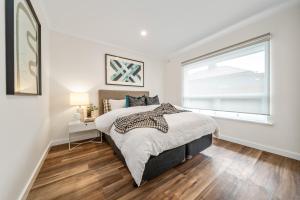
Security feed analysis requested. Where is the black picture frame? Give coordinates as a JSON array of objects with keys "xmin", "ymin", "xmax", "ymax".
[
  {"xmin": 5, "ymin": 0, "xmax": 42, "ymax": 95},
  {"xmin": 105, "ymin": 54, "xmax": 144, "ymax": 87}
]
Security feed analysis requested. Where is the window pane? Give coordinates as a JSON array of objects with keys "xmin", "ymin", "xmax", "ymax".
[{"xmin": 183, "ymin": 42, "xmax": 270, "ymax": 115}]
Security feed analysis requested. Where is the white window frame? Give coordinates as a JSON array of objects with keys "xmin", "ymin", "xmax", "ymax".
[{"xmin": 181, "ymin": 34, "xmax": 272, "ymax": 125}]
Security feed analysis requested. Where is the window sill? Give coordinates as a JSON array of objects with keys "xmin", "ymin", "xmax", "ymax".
[
  {"xmin": 187, "ymin": 109, "xmax": 273, "ymax": 125},
  {"xmin": 211, "ymin": 115, "xmax": 273, "ymax": 125}
]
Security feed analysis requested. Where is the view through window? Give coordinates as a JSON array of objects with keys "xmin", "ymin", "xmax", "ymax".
[{"xmin": 183, "ymin": 40, "xmax": 270, "ymax": 116}]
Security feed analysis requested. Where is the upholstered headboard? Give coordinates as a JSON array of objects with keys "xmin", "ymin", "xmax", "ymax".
[{"xmin": 98, "ymin": 90, "xmax": 149, "ymax": 115}]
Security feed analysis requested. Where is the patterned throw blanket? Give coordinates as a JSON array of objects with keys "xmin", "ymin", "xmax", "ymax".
[{"xmin": 114, "ymin": 103, "xmax": 189, "ymax": 134}]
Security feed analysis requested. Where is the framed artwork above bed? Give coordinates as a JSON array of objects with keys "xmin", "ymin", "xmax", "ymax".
[
  {"xmin": 5, "ymin": 0, "xmax": 42, "ymax": 95},
  {"xmin": 105, "ymin": 54, "xmax": 144, "ymax": 87}
]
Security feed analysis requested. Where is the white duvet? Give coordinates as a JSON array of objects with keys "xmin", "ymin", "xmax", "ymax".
[{"xmin": 95, "ymin": 105, "xmax": 219, "ymax": 186}]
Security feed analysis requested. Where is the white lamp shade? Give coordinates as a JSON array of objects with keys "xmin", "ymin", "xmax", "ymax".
[{"xmin": 70, "ymin": 92, "xmax": 89, "ymax": 106}]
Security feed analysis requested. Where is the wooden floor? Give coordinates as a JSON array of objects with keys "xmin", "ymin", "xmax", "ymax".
[{"xmin": 27, "ymin": 138, "xmax": 300, "ymax": 200}]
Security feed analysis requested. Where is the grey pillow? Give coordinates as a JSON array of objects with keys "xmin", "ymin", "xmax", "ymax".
[
  {"xmin": 127, "ymin": 96, "xmax": 146, "ymax": 107},
  {"xmin": 146, "ymin": 95, "xmax": 160, "ymax": 105}
]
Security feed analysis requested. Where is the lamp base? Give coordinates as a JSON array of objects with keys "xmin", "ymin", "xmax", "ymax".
[
  {"xmin": 72, "ymin": 112, "xmax": 81, "ymax": 121},
  {"xmin": 72, "ymin": 106, "xmax": 84, "ymax": 122}
]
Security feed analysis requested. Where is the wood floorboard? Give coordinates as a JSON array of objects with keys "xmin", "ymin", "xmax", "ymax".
[{"xmin": 27, "ymin": 139, "xmax": 300, "ymax": 200}]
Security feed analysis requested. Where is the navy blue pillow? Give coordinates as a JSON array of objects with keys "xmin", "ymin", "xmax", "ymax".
[
  {"xmin": 146, "ymin": 95, "xmax": 160, "ymax": 105},
  {"xmin": 126, "ymin": 95, "xmax": 146, "ymax": 107}
]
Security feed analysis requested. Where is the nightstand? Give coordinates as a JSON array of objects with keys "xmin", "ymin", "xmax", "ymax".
[{"xmin": 68, "ymin": 121, "xmax": 102, "ymax": 150}]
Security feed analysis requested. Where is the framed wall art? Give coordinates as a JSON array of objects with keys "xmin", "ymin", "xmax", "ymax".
[
  {"xmin": 105, "ymin": 54, "xmax": 144, "ymax": 87},
  {"xmin": 6, "ymin": 0, "xmax": 42, "ymax": 95}
]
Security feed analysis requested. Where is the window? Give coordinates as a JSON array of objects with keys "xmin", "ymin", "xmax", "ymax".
[{"xmin": 182, "ymin": 34, "xmax": 271, "ymax": 123}]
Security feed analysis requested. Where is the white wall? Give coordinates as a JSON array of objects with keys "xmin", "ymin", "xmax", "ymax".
[
  {"xmin": 49, "ymin": 31, "xmax": 165, "ymax": 141},
  {"xmin": 165, "ymin": 3, "xmax": 300, "ymax": 159},
  {"xmin": 0, "ymin": 0, "xmax": 51, "ymax": 199}
]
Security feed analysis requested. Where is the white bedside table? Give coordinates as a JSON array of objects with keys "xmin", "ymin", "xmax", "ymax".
[{"xmin": 68, "ymin": 121, "xmax": 102, "ymax": 150}]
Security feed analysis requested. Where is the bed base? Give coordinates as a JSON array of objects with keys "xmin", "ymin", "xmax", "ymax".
[
  {"xmin": 103, "ymin": 133, "xmax": 212, "ymax": 185},
  {"xmin": 186, "ymin": 134, "xmax": 212, "ymax": 158}
]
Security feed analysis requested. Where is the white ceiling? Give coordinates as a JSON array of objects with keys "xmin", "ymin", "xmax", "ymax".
[{"xmin": 41, "ymin": 0, "xmax": 287, "ymax": 59}]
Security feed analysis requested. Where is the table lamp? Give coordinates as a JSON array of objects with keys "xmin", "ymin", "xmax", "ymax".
[{"xmin": 70, "ymin": 92, "xmax": 89, "ymax": 122}]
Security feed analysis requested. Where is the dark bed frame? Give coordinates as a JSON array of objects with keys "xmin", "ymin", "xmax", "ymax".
[{"xmin": 98, "ymin": 90, "xmax": 213, "ymax": 185}]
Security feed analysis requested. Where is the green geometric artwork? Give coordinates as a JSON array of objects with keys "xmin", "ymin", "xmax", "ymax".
[{"xmin": 105, "ymin": 54, "xmax": 144, "ymax": 87}]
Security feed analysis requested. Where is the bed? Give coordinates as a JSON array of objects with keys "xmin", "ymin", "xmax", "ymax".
[{"xmin": 95, "ymin": 90, "xmax": 218, "ymax": 186}]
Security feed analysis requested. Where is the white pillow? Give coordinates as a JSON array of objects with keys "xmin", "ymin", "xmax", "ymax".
[{"xmin": 109, "ymin": 99, "xmax": 126, "ymax": 110}]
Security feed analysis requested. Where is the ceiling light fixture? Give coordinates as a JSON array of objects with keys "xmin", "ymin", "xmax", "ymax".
[{"xmin": 140, "ymin": 30, "xmax": 147, "ymax": 37}]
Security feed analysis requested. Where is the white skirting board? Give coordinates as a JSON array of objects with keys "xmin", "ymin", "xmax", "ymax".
[
  {"xmin": 18, "ymin": 134, "xmax": 98, "ymax": 200},
  {"xmin": 217, "ymin": 134, "xmax": 300, "ymax": 161},
  {"xmin": 52, "ymin": 132, "xmax": 98, "ymax": 146},
  {"xmin": 18, "ymin": 141, "xmax": 52, "ymax": 200}
]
